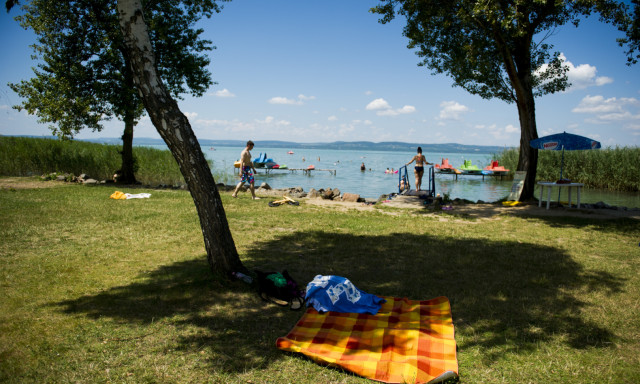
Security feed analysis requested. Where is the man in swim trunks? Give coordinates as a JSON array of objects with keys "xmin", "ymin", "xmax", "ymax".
[
  {"xmin": 232, "ymin": 140, "xmax": 260, "ymax": 199},
  {"xmin": 405, "ymin": 146, "xmax": 431, "ymax": 191}
]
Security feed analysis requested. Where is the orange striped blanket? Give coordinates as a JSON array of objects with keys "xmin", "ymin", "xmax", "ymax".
[{"xmin": 276, "ymin": 296, "xmax": 458, "ymax": 384}]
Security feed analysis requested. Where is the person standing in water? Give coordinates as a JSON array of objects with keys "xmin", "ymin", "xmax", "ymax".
[
  {"xmin": 405, "ymin": 146, "xmax": 431, "ymax": 191},
  {"xmin": 232, "ymin": 140, "xmax": 260, "ymax": 199}
]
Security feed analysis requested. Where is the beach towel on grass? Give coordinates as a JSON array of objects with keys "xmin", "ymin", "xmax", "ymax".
[
  {"xmin": 110, "ymin": 191, "xmax": 151, "ymax": 200},
  {"xmin": 276, "ymin": 296, "xmax": 458, "ymax": 384}
]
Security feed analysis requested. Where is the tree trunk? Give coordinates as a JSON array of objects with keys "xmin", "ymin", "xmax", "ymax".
[
  {"xmin": 119, "ymin": 111, "xmax": 137, "ymax": 184},
  {"xmin": 116, "ymin": 0, "xmax": 245, "ymax": 276},
  {"xmin": 503, "ymin": 42, "xmax": 539, "ymax": 201},
  {"xmin": 514, "ymin": 85, "xmax": 539, "ymax": 201},
  {"xmin": 117, "ymin": 48, "xmax": 138, "ymax": 185}
]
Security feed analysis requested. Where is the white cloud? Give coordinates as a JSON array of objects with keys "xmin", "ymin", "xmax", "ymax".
[
  {"xmin": 366, "ymin": 98, "xmax": 416, "ymax": 116},
  {"xmin": 213, "ymin": 88, "xmax": 236, "ymax": 98},
  {"xmin": 438, "ymin": 101, "xmax": 469, "ymax": 120},
  {"xmin": 268, "ymin": 96, "xmax": 302, "ymax": 105},
  {"xmin": 194, "ymin": 118, "xmax": 256, "ymax": 134},
  {"xmin": 255, "ymin": 115, "xmax": 290, "ymax": 126},
  {"xmin": 328, "ymin": 115, "xmax": 338, "ymax": 121},
  {"xmin": 366, "ymin": 98, "xmax": 391, "ymax": 111},
  {"xmin": 572, "ymin": 95, "xmax": 639, "ymax": 114},
  {"xmin": 184, "ymin": 112, "xmax": 198, "ymax": 119},
  {"xmin": 472, "ymin": 123, "xmax": 517, "ymax": 140},
  {"xmin": 564, "ymin": 56, "xmax": 613, "ymax": 90},
  {"xmin": 505, "ymin": 124, "xmax": 518, "ymax": 133},
  {"xmin": 595, "ymin": 77, "xmax": 613, "ymax": 86},
  {"xmin": 268, "ymin": 94, "xmax": 315, "ymax": 105},
  {"xmin": 537, "ymin": 53, "xmax": 614, "ymax": 92},
  {"xmin": 193, "ymin": 115, "xmax": 290, "ymax": 136},
  {"xmin": 338, "ymin": 123, "xmax": 356, "ymax": 135},
  {"xmin": 195, "ymin": 118, "xmax": 233, "ymax": 126},
  {"xmin": 377, "ymin": 105, "xmax": 416, "ymax": 116},
  {"xmin": 351, "ymin": 119, "xmax": 374, "ymax": 125},
  {"xmin": 572, "ymin": 95, "xmax": 640, "ymax": 126}
]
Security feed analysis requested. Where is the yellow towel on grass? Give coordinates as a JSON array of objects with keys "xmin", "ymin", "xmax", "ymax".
[{"xmin": 110, "ymin": 191, "xmax": 127, "ymax": 200}]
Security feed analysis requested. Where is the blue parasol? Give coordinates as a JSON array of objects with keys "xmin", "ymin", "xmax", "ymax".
[{"xmin": 530, "ymin": 131, "xmax": 601, "ymax": 180}]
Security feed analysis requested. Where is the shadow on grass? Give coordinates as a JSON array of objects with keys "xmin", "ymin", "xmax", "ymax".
[
  {"xmin": 55, "ymin": 231, "xmax": 625, "ymax": 372},
  {"xmin": 54, "ymin": 257, "xmax": 298, "ymax": 372},
  {"xmin": 516, "ymin": 214, "xmax": 640, "ymax": 234}
]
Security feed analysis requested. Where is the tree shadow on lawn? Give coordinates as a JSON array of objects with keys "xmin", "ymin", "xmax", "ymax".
[
  {"xmin": 54, "ymin": 257, "xmax": 300, "ymax": 372},
  {"xmin": 55, "ymin": 231, "xmax": 625, "ymax": 373},
  {"xmin": 514, "ymin": 214, "xmax": 640, "ymax": 234}
]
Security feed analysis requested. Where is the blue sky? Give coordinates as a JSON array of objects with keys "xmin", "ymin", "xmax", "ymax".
[{"xmin": 1, "ymin": 0, "xmax": 639, "ymax": 147}]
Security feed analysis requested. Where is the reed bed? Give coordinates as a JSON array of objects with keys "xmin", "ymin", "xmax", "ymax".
[
  {"xmin": 494, "ymin": 146, "xmax": 640, "ymax": 192},
  {"xmin": 0, "ymin": 136, "xmax": 219, "ymax": 186}
]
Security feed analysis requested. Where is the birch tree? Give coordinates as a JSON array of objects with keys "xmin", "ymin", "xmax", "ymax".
[{"xmin": 115, "ymin": 0, "xmax": 244, "ymax": 276}]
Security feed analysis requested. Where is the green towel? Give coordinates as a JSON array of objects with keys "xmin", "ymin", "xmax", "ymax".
[{"xmin": 266, "ymin": 273, "xmax": 287, "ymax": 287}]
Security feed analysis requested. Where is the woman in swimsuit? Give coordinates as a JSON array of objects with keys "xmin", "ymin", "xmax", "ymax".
[{"xmin": 405, "ymin": 147, "xmax": 431, "ymax": 191}]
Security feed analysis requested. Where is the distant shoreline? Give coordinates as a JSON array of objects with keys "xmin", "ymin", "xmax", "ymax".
[
  {"xmin": 92, "ymin": 137, "xmax": 511, "ymax": 154},
  {"xmin": 5, "ymin": 135, "xmax": 510, "ymax": 154}
]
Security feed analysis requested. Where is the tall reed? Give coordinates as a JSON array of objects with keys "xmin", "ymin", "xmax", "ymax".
[
  {"xmin": 0, "ymin": 136, "xmax": 218, "ymax": 186},
  {"xmin": 494, "ymin": 146, "xmax": 640, "ymax": 192}
]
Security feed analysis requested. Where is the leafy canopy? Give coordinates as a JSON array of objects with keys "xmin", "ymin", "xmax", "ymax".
[
  {"xmin": 8, "ymin": 0, "xmax": 225, "ymax": 137},
  {"xmin": 371, "ymin": 0, "xmax": 633, "ymax": 103}
]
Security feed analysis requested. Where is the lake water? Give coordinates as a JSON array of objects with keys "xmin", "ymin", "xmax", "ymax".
[{"xmin": 148, "ymin": 145, "xmax": 640, "ymax": 208}]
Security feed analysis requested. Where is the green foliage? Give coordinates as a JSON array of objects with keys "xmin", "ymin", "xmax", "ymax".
[
  {"xmin": 8, "ymin": 0, "xmax": 221, "ymax": 138},
  {"xmin": 625, "ymin": 0, "xmax": 640, "ymax": 64},
  {"xmin": 371, "ymin": 1, "xmax": 632, "ymax": 103},
  {"xmin": 494, "ymin": 146, "xmax": 640, "ymax": 191}
]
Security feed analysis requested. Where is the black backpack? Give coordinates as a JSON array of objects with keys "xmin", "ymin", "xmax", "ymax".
[{"xmin": 254, "ymin": 270, "xmax": 305, "ymax": 310}]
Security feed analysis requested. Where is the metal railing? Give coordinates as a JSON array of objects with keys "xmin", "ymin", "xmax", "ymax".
[{"xmin": 398, "ymin": 165, "xmax": 436, "ymax": 199}]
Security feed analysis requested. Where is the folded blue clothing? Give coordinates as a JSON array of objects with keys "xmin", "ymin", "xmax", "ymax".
[{"xmin": 305, "ymin": 275, "xmax": 386, "ymax": 315}]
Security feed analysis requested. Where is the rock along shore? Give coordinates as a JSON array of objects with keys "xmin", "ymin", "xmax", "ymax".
[{"xmin": 41, "ymin": 172, "xmax": 640, "ymax": 216}]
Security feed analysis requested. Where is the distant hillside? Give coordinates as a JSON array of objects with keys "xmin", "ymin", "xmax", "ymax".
[
  {"xmin": 9, "ymin": 135, "xmax": 511, "ymax": 154},
  {"xmin": 108, "ymin": 137, "xmax": 510, "ymax": 154}
]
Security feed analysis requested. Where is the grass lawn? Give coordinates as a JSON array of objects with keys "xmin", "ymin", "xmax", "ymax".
[{"xmin": 1, "ymin": 177, "xmax": 639, "ymax": 383}]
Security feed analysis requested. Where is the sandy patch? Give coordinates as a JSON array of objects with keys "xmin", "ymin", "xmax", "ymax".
[
  {"xmin": 302, "ymin": 195, "xmax": 640, "ymax": 220},
  {"xmin": 303, "ymin": 198, "xmax": 377, "ymax": 212},
  {"xmin": 439, "ymin": 202, "xmax": 640, "ymax": 220},
  {"xmin": 0, "ymin": 177, "xmax": 61, "ymax": 190}
]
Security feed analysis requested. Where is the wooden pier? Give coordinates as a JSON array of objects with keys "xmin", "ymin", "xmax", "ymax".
[
  {"xmin": 435, "ymin": 171, "xmax": 509, "ymax": 180},
  {"xmin": 258, "ymin": 168, "xmax": 336, "ymax": 175},
  {"xmin": 234, "ymin": 165, "xmax": 336, "ymax": 176}
]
